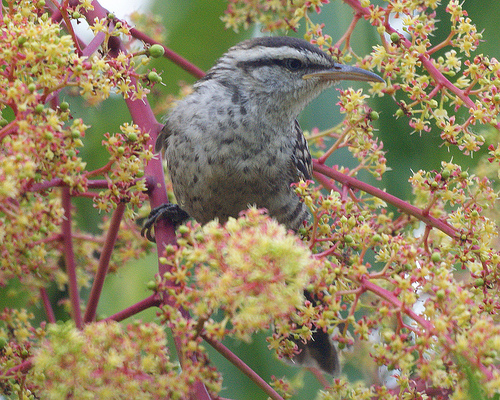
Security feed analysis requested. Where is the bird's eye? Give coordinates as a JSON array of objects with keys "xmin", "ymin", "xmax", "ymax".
[{"xmin": 285, "ymin": 58, "xmax": 303, "ymax": 71}]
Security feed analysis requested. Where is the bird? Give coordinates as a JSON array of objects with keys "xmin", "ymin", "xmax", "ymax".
[{"xmin": 142, "ymin": 36, "xmax": 383, "ymax": 375}]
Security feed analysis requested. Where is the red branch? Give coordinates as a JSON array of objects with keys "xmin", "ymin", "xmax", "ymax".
[
  {"xmin": 313, "ymin": 161, "xmax": 458, "ymax": 239},
  {"xmin": 202, "ymin": 334, "xmax": 285, "ymax": 400},
  {"xmin": 104, "ymin": 294, "xmax": 162, "ymax": 323},
  {"xmin": 61, "ymin": 186, "xmax": 83, "ymax": 329},
  {"xmin": 83, "ymin": 201, "xmax": 126, "ymax": 323},
  {"xmin": 27, "ymin": 178, "xmax": 111, "ymax": 193},
  {"xmin": 40, "ymin": 288, "xmax": 56, "ymax": 324},
  {"xmin": 4, "ymin": 360, "xmax": 33, "ymax": 378}
]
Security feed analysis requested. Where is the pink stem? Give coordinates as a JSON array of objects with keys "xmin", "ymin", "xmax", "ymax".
[
  {"xmin": 81, "ymin": 31, "xmax": 107, "ymax": 57},
  {"xmin": 202, "ymin": 334, "xmax": 285, "ymax": 400},
  {"xmin": 360, "ymin": 277, "xmax": 432, "ymax": 332},
  {"xmin": 0, "ymin": 118, "xmax": 18, "ymax": 141},
  {"xmin": 28, "ymin": 178, "xmax": 64, "ymax": 192},
  {"xmin": 313, "ymin": 161, "xmax": 458, "ymax": 238},
  {"xmin": 87, "ymin": 179, "xmax": 112, "ymax": 189},
  {"xmin": 61, "ymin": 186, "xmax": 83, "ymax": 329},
  {"xmin": 103, "ymin": 294, "xmax": 162, "ymax": 323},
  {"xmin": 83, "ymin": 201, "xmax": 126, "ymax": 323},
  {"xmin": 4, "ymin": 360, "xmax": 32, "ymax": 377},
  {"xmin": 27, "ymin": 179, "xmax": 136, "ymax": 193},
  {"xmin": 40, "ymin": 288, "xmax": 56, "ymax": 324}
]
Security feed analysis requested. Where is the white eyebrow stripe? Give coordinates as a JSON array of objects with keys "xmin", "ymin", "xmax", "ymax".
[{"xmin": 229, "ymin": 46, "xmax": 333, "ymax": 67}]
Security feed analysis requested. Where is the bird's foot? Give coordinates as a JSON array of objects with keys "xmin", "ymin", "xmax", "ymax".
[{"xmin": 141, "ymin": 203, "xmax": 190, "ymax": 242}]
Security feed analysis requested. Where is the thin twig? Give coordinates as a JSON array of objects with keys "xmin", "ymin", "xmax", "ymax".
[
  {"xmin": 104, "ymin": 294, "xmax": 162, "ymax": 323},
  {"xmin": 202, "ymin": 334, "xmax": 285, "ymax": 400},
  {"xmin": 313, "ymin": 161, "xmax": 458, "ymax": 239},
  {"xmin": 40, "ymin": 288, "xmax": 56, "ymax": 324},
  {"xmin": 61, "ymin": 187, "xmax": 83, "ymax": 329},
  {"xmin": 84, "ymin": 201, "xmax": 126, "ymax": 323}
]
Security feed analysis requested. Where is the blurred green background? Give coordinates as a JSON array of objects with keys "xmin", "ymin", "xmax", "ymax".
[{"xmin": 3, "ymin": 1, "xmax": 500, "ymax": 399}]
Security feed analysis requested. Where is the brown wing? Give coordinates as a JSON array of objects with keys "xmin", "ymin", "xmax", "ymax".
[
  {"xmin": 154, "ymin": 124, "xmax": 170, "ymax": 153},
  {"xmin": 292, "ymin": 119, "xmax": 313, "ymax": 181}
]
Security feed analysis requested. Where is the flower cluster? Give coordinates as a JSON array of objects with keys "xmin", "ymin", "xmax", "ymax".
[
  {"xmin": 335, "ymin": 88, "xmax": 386, "ymax": 178},
  {"xmin": 362, "ymin": 0, "xmax": 494, "ymax": 155},
  {"xmin": 155, "ymin": 208, "xmax": 355, "ymax": 380},
  {"xmin": 0, "ymin": 7, "xmax": 88, "ymax": 191},
  {"xmin": 0, "ymin": 0, "xmax": 156, "ymax": 293},
  {"xmin": 157, "ymin": 209, "xmax": 319, "ymax": 345},
  {"xmin": 31, "ymin": 321, "xmax": 196, "ymax": 399},
  {"xmin": 0, "ymin": 191, "xmax": 64, "ymax": 289},
  {"xmin": 0, "ymin": 308, "xmax": 44, "ymax": 398},
  {"xmin": 293, "ymin": 170, "xmax": 500, "ymax": 397},
  {"xmin": 222, "ymin": 0, "xmax": 330, "ymax": 34},
  {"xmin": 96, "ymin": 123, "xmax": 153, "ymax": 218},
  {"xmin": 409, "ymin": 162, "xmax": 499, "ymax": 288},
  {"xmin": 301, "ymin": 91, "xmax": 386, "ymax": 192}
]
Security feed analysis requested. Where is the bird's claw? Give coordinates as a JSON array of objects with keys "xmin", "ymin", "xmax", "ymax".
[{"xmin": 141, "ymin": 203, "xmax": 190, "ymax": 242}]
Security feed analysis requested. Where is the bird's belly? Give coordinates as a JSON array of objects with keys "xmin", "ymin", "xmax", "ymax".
[
  {"xmin": 168, "ymin": 154, "xmax": 296, "ymax": 224},
  {"xmin": 166, "ymin": 129, "xmax": 308, "ymax": 229},
  {"xmin": 176, "ymin": 164, "xmax": 280, "ymax": 221}
]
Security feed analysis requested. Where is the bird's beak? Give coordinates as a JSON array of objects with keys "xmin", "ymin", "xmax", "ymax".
[{"xmin": 303, "ymin": 64, "xmax": 384, "ymax": 83}]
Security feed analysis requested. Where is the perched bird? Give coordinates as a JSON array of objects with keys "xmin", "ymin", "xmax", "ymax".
[{"xmin": 143, "ymin": 36, "xmax": 383, "ymax": 375}]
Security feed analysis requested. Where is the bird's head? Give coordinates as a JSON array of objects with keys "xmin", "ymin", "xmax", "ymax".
[{"xmin": 200, "ymin": 36, "xmax": 383, "ymax": 118}]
